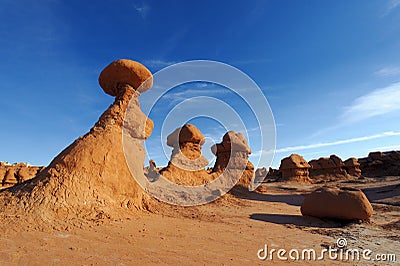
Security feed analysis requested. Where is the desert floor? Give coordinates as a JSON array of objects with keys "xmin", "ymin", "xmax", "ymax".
[{"xmin": 0, "ymin": 176, "xmax": 399, "ymax": 265}]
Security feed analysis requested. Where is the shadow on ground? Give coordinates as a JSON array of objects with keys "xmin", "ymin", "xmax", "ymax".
[
  {"xmin": 362, "ymin": 184, "xmax": 400, "ymax": 200},
  {"xmin": 249, "ymin": 213, "xmax": 344, "ymax": 228},
  {"xmin": 235, "ymin": 191, "xmax": 307, "ymax": 206}
]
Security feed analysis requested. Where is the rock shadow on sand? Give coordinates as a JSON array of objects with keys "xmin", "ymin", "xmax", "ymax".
[
  {"xmin": 236, "ymin": 191, "xmax": 307, "ymax": 206},
  {"xmin": 362, "ymin": 184, "xmax": 400, "ymax": 201},
  {"xmin": 249, "ymin": 213, "xmax": 344, "ymax": 228},
  {"xmin": 361, "ymin": 183, "xmax": 400, "ymax": 206}
]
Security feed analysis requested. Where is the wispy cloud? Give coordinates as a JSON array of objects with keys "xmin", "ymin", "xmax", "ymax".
[
  {"xmin": 374, "ymin": 66, "xmax": 400, "ymax": 77},
  {"xmin": 161, "ymin": 86, "xmax": 230, "ymax": 106},
  {"xmin": 134, "ymin": 2, "xmax": 150, "ymax": 19},
  {"xmin": 275, "ymin": 131, "xmax": 400, "ymax": 153},
  {"xmin": 383, "ymin": 0, "xmax": 400, "ymax": 16},
  {"xmin": 255, "ymin": 131, "xmax": 400, "ymax": 155},
  {"xmin": 340, "ymin": 82, "xmax": 400, "ymax": 123},
  {"xmin": 245, "ymin": 123, "xmax": 280, "ymax": 137},
  {"xmin": 143, "ymin": 59, "xmax": 177, "ymax": 68}
]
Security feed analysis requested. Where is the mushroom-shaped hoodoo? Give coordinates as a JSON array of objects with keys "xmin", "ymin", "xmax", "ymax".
[{"xmin": 99, "ymin": 59, "xmax": 153, "ymax": 96}]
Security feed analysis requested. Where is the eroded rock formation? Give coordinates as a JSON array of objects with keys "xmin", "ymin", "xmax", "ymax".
[
  {"xmin": 144, "ymin": 160, "xmax": 160, "ymax": 181},
  {"xmin": 255, "ymin": 167, "xmax": 281, "ymax": 182},
  {"xmin": 301, "ymin": 187, "xmax": 373, "ymax": 220},
  {"xmin": 255, "ymin": 167, "xmax": 267, "ymax": 181},
  {"xmin": 0, "ymin": 162, "xmax": 44, "ymax": 188},
  {"xmin": 211, "ymin": 131, "xmax": 254, "ymax": 189},
  {"xmin": 279, "ymin": 154, "xmax": 311, "ymax": 183},
  {"xmin": 0, "ymin": 59, "xmax": 154, "ymax": 225},
  {"xmin": 309, "ymin": 155, "xmax": 349, "ymax": 180},
  {"xmin": 359, "ymin": 151, "xmax": 400, "ymax": 177},
  {"xmin": 344, "ymin": 158, "xmax": 362, "ymax": 177},
  {"xmin": 159, "ymin": 124, "xmax": 212, "ymax": 186}
]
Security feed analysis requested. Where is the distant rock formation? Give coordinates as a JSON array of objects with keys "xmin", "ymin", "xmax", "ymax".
[
  {"xmin": 344, "ymin": 158, "xmax": 362, "ymax": 178},
  {"xmin": 309, "ymin": 155, "xmax": 349, "ymax": 180},
  {"xmin": 257, "ymin": 154, "xmax": 366, "ymax": 184},
  {"xmin": 359, "ymin": 151, "xmax": 400, "ymax": 177},
  {"xmin": 256, "ymin": 150, "xmax": 399, "ymax": 184},
  {"xmin": 144, "ymin": 160, "xmax": 160, "ymax": 181},
  {"xmin": 267, "ymin": 167, "xmax": 282, "ymax": 180},
  {"xmin": 211, "ymin": 131, "xmax": 254, "ymax": 190},
  {"xmin": 279, "ymin": 154, "xmax": 311, "ymax": 183},
  {"xmin": 255, "ymin": 167, "xmax": 267, "ymax": 180},
  {"xmin": 301, "ymin": 187, "xmax": 373, "ymax": 220},
  {"xmin": 0, "ymin": 162, "xmax": 44, "ymax": 188},
  {"xmin": 0, "ymin": 59, "xmax": 154, "ymax": 225},
  {"xmin": 255, "ymin": 167, "xmax": 281, "ymax": 182},
  {"xmin": 159, "ymin": 124, "xmax": 212, "ymax": 186}
]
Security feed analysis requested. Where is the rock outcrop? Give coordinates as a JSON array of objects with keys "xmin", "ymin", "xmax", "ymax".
[
  {"xmin": 359, "ymin": 151, "xmax": 400, "ymax": 177},
  {"xmin": 254, "ymin": 167, "xmax": 268, "ymax": 179},
  {"xmin": 0, "ymin": 162, "xmax": 44, "ymax": 188},
  {"xmin": 2, "ymin": 168, "xmax": 17, "ymax": 187},
  {"xmin": 211, "ymin": 131, "xmax": 254, "ymax": 189},
  {"xmin": 0, "ymin": 59, "xmax": 154, "ymax": 226},
  {"xmin": 255, "ymin": 167, "xmax": 281, "ymax": 182},
  {"xmin": 144, "ymin": 160, "xmax": 160, "ymax": 181},
  {"xmin": 301, "ymin": 187, "xmax": 373, "ymax": 220},
  {"xmin": 255, "ymin": 167, "xmax": 267, "ymax": 181},
  {"xmin": 159, "ymin": 124, "xmax": 212, "ymax": 186},
  {"xmin": 267, "ymin": 167, "xmax": 282, "ymax": 180},
  {"xmin": 279, "ymin": 154, "xmax": 311, "ymax": 183},
  {"xmin": 309, "ymin": 155, "xmax": 348, "ymax": 180},
  {"xmin": 344, "ymin": 158, "xmax": 362, "ymax": 177}
]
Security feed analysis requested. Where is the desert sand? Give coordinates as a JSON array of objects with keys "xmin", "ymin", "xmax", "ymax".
[{"xmin": 0, "ymin": 176, "xmax": 399, "ymax": 265}]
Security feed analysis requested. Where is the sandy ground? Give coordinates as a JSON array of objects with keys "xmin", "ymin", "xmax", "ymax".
[{"xmin": 0, "ymin": 177, "xmax": 399, "ymax": 265}]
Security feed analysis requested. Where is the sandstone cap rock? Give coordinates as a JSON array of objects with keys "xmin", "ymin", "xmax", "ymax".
[
  {"xmin": 211, "ymin": 131, "xmax": 251, "ymax": 154},
  {"xmin": 166, "ymin": 124, "xmax": 205, "ymax": 147},
  {"xmin": 223, "ymin": 131, "xmax": 252, "ymax": 153},
  {"xmin": 280, "ymin": 154, "xmax": 310, "ymax": 170},
  {"xmin": 98, "ymin": 59, "xmax": 153, "ymax": 96}
]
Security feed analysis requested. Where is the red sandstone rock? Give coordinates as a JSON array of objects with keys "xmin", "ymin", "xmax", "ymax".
[
  {"xmin": 159, "ymin": 124, "xmax": 211, "ymax": 186},
  {"xmin": 98, "ymin": 59, "xmax": 153, "ymax": 96},
  {"xmin": 359, "ymin": 150, "xmax": 400, "ymax": 177},
  {"xmin": 0, "ymin": 59, "xmax": 154, "ymax": 226},
  {"xmin": 301, "ymin": 186, "xmax": 373, "ymax": 220},
  {"xmin": 166, "ymin": 124, "xmax": 205, "ymax": 147},
  {"xmin": 309, "ymin": 155, "xmax": 348, "ymax": 180},
  {"xmin": 344, "ymin": 158, "xmax": 362, "ymax": 177},
  {"xmin": 211, "ymin": 131, "xmax": 254, "ymax": 189},
  {"xmin": 279, "ymin": 154, "xmax": 311, "ymax": 183}
]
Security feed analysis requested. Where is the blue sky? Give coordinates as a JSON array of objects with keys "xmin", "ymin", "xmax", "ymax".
[{"xmin": 1, "ymin": 0, "xmax": 400, "ymax": 169}]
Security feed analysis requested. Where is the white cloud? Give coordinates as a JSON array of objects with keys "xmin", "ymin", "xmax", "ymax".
[
  {"xmin": 386, "ymin": 0, "xmax": 400, "ymax": 14},
  {"xmin": 161, "ymin": 87, "xmax": 230, "ymax": 106},
  {"xmin": 264, "ymin": 131, "xmax": 400, "ymax": 154},
  {"xmin": 341, "ymin": 82, "xmax": 400, "ymax": 123},
  {"xmin": 134, "ymin": 3, "xmax": 150, "ymax": 19},
  {"xmin": 196, "ymin": 82, "xmax": 208, "ymax": 88},
  {"xmin": 368, "ymin": 144, "xmax": 400, "ymax": 152},
  {"xmin": 143, "ymin": 59, "xmax": 176, "ymax": 68},
  {"xmin": 374, "ymin": 67, "xmax": 400, "ymax": 77}
]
